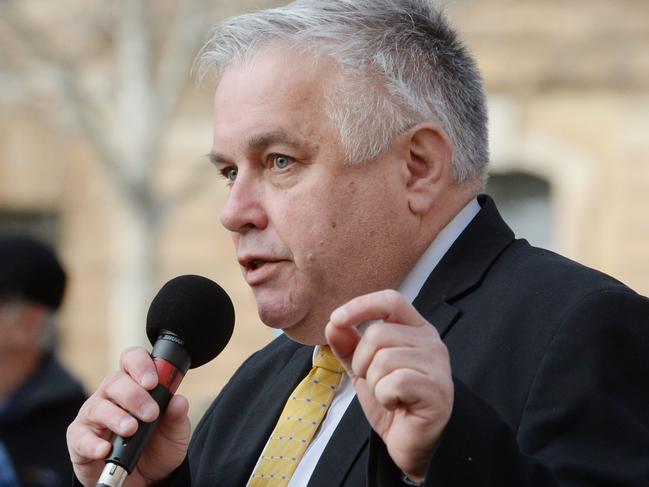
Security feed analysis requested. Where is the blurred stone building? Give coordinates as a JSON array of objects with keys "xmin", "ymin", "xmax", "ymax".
[{"xmin": 1, "ymin": 0, "xmax": 648, "ymax": 419}]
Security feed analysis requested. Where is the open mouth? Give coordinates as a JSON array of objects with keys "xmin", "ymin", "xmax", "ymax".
[
  {"xmin": 249, "ymin": 259, "xmax": 265, "ymax": 270},
  {"xmin": 239, "ymin": 255, "xmax": 286, "ymax": 275},
  {"xmin": 239, "ymin": 256, "xmax": 286, "ymax": 284}
]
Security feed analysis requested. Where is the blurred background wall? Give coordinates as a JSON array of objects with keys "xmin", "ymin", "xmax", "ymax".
[{"xmin": 1, "ymin": 0, "xmax": 648, "ymax": 423}]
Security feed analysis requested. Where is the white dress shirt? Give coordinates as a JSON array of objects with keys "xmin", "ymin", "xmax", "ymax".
[{"xmin": 248, "ymin": 199, "xmax": 481, "ymax": 486}]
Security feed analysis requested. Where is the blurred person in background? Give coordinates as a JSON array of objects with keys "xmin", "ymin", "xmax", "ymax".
[
  {"xmin": 0, "ymin": 440, "xmax": 19, "ymax": 486},
  {"xmin": 0, "ymin": 235, "xmax": 86, "ymax": 487}
]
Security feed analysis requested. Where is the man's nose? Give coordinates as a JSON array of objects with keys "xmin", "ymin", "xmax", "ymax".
[{"xmin": 220, "ymin": 173, "xmax": 268, "ymax": 233}]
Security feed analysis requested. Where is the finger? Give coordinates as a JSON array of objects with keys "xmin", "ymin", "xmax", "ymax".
[
  {"xmin": 325, "ymin": 319, "xmax": 361, "ymax": 372},
  {"xmin": 350, "ymin": 321, "xmax": 438, "ymax": 378},
  {"xmin": 327, "ymin": 290, "xmax": 427, "ymax": 373},
  {"xmin": 80, "ymin": 396, "xmax": 139, "ymax": 438},
  {"xmin": 103, "ymin": 372, "xmax": 160, "ymax": 423},
  {"xmin": 374, "ymin": 366, "xmax": 453, "ymax": 412},
  {"xmin": 67, "ymin": 420, "xmax": 112, "ymax": 464},
  {"xmin": 364, "ymin": 347, "xmax": 437, "ymax": 396},
  {"xmin": 329, "ymin": 290, "xmax": 427, "ymax": 331},
  {"xmin": 373, "ymin": 368, "xmax": 435, "ymax": 410},
  {"xmin": 120, "ymin": 346, "xmax": 158, "ymax": 390}
]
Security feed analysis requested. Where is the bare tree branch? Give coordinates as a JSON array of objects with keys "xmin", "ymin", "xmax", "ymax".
[
  {"xmin": 154, "ymin": 0, "xmax": 213, "ymax": 131},
  {"xmin": 1, "ymin": 0, "xmax": 214, "ymax": 210},
  {"xmin": 117, "ymin": 0, "xmax": 158, "ymax": 185},
  {"xmin": 0, "ymin": 2, "xmax": 134, "ymax": 200}
]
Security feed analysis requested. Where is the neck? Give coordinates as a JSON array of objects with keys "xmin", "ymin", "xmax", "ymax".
[{"xmin": 0, "ymin": 350, "xmax": 43, "ymax": 400}]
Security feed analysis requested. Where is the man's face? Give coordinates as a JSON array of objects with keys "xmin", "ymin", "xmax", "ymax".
[{"xmin": 211, "ymin": 51, "xmax": 420, "ymax": 344}]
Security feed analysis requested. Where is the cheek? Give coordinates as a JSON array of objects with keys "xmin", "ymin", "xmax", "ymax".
[
  {"xmin": 281, "ymin": 212, "xmax": 344, "ymax": 288},
  {"xmin": 273, "ymin": 175, "xmax": 394, "ymax": 273},
  {"xmin": 276, "ymin": 191, "xmax": 337, "ymax": 249}
]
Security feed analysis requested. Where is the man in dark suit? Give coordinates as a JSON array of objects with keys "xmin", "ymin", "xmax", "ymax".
[{"xmin": 67, "ymin": 1, "xmax": 649, "ymax": 486}]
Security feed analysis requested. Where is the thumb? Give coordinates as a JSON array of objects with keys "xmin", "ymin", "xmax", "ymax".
[
  {"xmin": 135, "ymin": 394, "xmax": 190, "ymax": 480},
  {"xmin": 325, "ymin": 307, "xmax": 362, "ymax": 374},
  {"xmin": 158, "ymin": 394, "xmax": 190, "ymax": 442}
]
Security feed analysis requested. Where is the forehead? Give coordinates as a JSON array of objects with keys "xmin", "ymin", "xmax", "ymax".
[{"xmin": 212, "ymin": 50, "xmax": 342, "ymax": 151}]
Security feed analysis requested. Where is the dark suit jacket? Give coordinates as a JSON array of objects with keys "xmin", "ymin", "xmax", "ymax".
[{"xmin": 174, "ymin": 195, "xmax": 649, "ymax": 486}]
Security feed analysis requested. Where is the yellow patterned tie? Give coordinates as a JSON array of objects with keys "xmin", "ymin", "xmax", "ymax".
[{"xmin": 248, "ymin": 345, "xmax": 344, "ymax": 486}]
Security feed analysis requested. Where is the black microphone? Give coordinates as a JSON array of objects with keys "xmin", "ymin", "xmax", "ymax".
[{"xmin": 96, "ymin": 275, "xmax": 235, "ymax": 487}]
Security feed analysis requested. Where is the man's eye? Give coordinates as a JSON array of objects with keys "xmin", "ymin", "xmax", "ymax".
[
  {"xmin": 270, "ymin": 154, "xmax": 294, "ymax": 170},
  {"xmin": 220, "ymin": 166, "xmax": 238, "ymax": 182}
]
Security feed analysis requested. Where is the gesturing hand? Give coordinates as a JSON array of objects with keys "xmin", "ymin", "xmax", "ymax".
[{"xmin": 325, "ymin": 290, "xmax": 453, "ymax": 483}]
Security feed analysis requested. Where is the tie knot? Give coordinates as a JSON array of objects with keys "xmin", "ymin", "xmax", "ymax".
[{"xmin": 314, "ymin": 345, "xmax": 344, "ymax": 373}]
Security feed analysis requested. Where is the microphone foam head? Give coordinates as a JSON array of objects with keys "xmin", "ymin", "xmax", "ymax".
[{"xmin": 146, "ymin": 275, "xmax": 235, "ymax": 368}]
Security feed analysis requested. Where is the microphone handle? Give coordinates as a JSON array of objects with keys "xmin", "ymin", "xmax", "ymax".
[{"xmin": 96, "ymin": 384, "xmax": 172, "ymax": 487}]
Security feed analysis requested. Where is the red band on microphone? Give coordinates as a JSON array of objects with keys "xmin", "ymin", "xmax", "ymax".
[{"xmin": 153, "ymin": 357, "xmax": 185, "ymax": 394}]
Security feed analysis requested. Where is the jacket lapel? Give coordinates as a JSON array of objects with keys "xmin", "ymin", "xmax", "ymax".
[
  {"xmin": 413, "ymin": 195, "xmax": 515, "ymax": 338},
  {"xmin": 307, "ymin": 398, "xmax": 369, "ymax": 487}
]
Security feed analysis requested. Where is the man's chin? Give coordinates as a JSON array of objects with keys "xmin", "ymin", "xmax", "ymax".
[
  {"xmin": 254, "ymin": 292, "xmax": 327, "ymax": 344},
  {"xmin": 256, "ymin": 302, "xmax": 297, "ymax": 331}
]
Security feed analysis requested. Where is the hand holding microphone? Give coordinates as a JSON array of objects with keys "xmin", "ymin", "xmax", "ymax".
[{"xmin": 66, "ymin": 275, "xmax": 235, "ymax": 487}]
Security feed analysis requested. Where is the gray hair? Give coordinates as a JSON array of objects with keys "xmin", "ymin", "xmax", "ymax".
[{"xmin": 195, "ymin": 0, "xmax": 489, "ymax": 185}]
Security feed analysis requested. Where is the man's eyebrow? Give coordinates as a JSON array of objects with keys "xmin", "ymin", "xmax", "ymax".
[
  {"xmin": 246, "ymin": 129, "xmax": 309, "ymax": 151},
  {"xmin": 206, "ymin": 129, "xmax": 314, "ymax": 165},
  {"xmin": 206, "ymin": 150, "xmax": 231, "ymax": 166}
]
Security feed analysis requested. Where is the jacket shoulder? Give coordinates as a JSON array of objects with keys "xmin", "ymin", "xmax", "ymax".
[{"xmin": 495, "ymin": 238, "xmax": 636, "ymax": 299}]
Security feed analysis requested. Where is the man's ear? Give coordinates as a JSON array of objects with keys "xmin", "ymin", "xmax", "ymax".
[{"xmin": 404, "ymin": 123, "xmax": 454, "ymax": 215}]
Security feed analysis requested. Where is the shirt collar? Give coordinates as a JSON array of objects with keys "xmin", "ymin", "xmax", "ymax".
[{"xmin": 397, "ymin": 198, "xmax": 480, "ymax": 303}]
